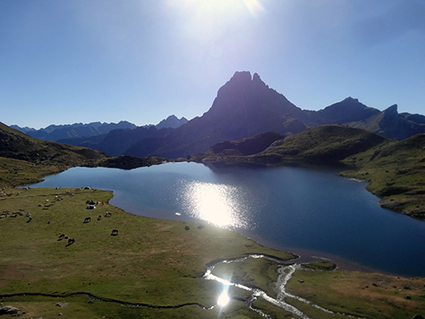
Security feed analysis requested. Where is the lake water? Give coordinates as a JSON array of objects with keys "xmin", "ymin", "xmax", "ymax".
[{"xmin": 32, "ymin": 162, "xmax": 425, "ymax": 277}]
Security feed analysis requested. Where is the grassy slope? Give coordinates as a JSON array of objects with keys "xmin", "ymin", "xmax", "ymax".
[
  {"xmin": 286, "ymin": 269, "xmax": 425, "ymax": 319},
  {"xmin": 0, "ymin": 122, "xmax": 105, "ymax": 188},
  {"xmin": 341, "ymin": 133, "xmax": 425, "ymax": 219},
  {"xmin": 256, "ymin": 125, "xmax": 388, "ymax": 163}
]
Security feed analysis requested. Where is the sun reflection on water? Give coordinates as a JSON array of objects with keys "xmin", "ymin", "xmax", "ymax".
[
  {"xmin": 181, "ymin": 181, "xmax": 252, "ymax": 229},
  {"xmin": 217, "ymin": 285, "xmax": 230, "ymax": 307}
]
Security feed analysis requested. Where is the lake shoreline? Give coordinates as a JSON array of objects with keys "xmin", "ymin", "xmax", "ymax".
[{"xmin": 29, "ymin": 162, "xmax": 425, "ymax": 277}]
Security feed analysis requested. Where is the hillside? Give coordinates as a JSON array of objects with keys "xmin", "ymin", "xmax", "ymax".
[
  {"xmin": 0, "ymin": 122, "xmax": 104, "ymax": 165},
  {"xmin": 256, "ymin": 125, "xmax": 389, "ymax": 163},
  {"xmin": 0, "ymin": 122, "xmax": 166, "ymax": 187},
  {"xmin": 189, "ymin": 131, "xmax": 284, "ymax": 162},
  {"xmin": 341, "ymin": 133, "xmax": 425, "ymax": 220},
  {"xmin": 193, "ymin": 125, "xmax": 388, "ymax": 164}
]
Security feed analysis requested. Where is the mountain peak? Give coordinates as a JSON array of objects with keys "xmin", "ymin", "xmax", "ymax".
[
  {"xmin": 383, "ymin": 104, "xmax": 398, "ymax": 115},
  {"xmin": 155, "ymin": 115, "xmax": 188, "ymax": 130},
  {"xmin": 344, "ymin": 97, "xmax": 359, "ymax": 103},
  {"xmin": 217, "ymin": 71, "xmax": 270, "ymax": 99}
]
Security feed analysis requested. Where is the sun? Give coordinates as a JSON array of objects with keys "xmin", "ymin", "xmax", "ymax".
[{"xmin": 166, "ymin": 0, "xmax": 266, "ymax": 43}]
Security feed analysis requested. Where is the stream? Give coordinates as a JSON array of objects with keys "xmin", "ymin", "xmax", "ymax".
[
  {"xmin": 204, "ymin": 254, "xmax": 370, "ymax": 319},
  {"xmin": 0, "ymin": 254, "xmax": 372, "ymax": 318}
]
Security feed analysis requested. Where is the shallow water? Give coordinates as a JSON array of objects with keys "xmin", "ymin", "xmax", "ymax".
[{"xmin": 32, "ymin": 162, "xmax": 425, "ymax": 277}]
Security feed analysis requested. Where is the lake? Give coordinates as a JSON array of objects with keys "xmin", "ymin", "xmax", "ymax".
[{"xmin": 32, "ymin": 162, "xmax": 425, "ymax": 277}]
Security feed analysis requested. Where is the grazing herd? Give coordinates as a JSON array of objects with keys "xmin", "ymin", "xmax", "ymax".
[
  {"xmin": 2, "ymin": 187, "xmax": 202, "ymax": 251},
  {"xmin": 1, "ymin": 187, "xmax": 120, "ymax": 249},
  {"xmin": 0, "ymin": 210, "xmax": 32, "ymax": 223}
]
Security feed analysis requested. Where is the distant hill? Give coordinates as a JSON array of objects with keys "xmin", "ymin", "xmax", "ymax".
[
  {"xmin": 256, "ymin": 125, "xmax": 389, "ymax": 163},
  {"xmin": 189, "ymin": 131, "xmax": 284, "ymax": 162},
  {"xmin": 192, "ymin": 125, "xmax": 388, "ymax": 164},
  {"xmin": 99, "ymin": 126, "xmax": 173, "ymax": 157}
]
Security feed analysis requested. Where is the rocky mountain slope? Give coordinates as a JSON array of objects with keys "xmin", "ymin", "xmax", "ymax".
[
  {"xmin": 115, "ymin": 72, "xmax": 425, "ymax": 159},
  {"xmin": 123, "ymin": 72, "xmax": 308, "ymax": 158}
]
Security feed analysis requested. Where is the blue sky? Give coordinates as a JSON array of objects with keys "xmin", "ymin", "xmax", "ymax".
[{"xmin": 1, "ymin": 0, "xmax": 424, "ymax": 129}]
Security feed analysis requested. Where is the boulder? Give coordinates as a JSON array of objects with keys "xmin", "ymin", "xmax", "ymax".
[{"xmin": 0, "ymin": 306, "xmax": 20, "ymax": 315}]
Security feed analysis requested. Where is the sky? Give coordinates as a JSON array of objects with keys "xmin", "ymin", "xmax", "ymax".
[{"xmin": 1, "ymin": 0, "xmax": 424, "ymax": 129}]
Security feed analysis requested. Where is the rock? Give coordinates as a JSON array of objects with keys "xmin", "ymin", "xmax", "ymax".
[
  {"xmin": 185, "ymin": 225, "xmax": 190, "ymax": 231},
  {"xmin": 0, "ymin": 306, "xmax": 20, "ymax": 315},
  {"xmin": 56, "ymin": 302, "xmax": 69, "ymax": 307}
]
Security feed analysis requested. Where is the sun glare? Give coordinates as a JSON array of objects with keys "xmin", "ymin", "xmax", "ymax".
[
  {"xmin": 183, "ymin": 181, "xmax": 243, "ymax": 228},
  {"xmin": 217, "ymin": 288, "xmax": 231, "ymax": 307},
  {"xmin": 166, "ymin": 0, "xmax": 266, "ymax": 43}
]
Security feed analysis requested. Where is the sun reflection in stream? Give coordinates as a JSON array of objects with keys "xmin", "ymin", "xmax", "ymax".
[
  {"xmin": 181, "ymin": 181, "xmax": 251, "ymax": 229},
  {"xmin": 217, "ymin": 285, "xmax": 230, "ymax": 307}
]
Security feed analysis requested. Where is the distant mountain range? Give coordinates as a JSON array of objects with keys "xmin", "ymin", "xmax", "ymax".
[
  {"xmin": 11, "ymin": 71, "xmax": 425, "ymax": 159},
  {"xmin": 11, "ymin": 121, "xmax": 137, "ymax": 142},
  {"xmin": 11, "ymin": 115, "xmax": 188, "ymax": 156}
]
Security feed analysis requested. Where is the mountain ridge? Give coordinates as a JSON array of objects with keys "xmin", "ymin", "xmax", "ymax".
[
  {"xmin": 10, "ymin": 71, "xmax": 425, "ymax": 159},
  {"xmin": 118, "ymin": 72, "xmax": 425, "ymax": 159}
]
